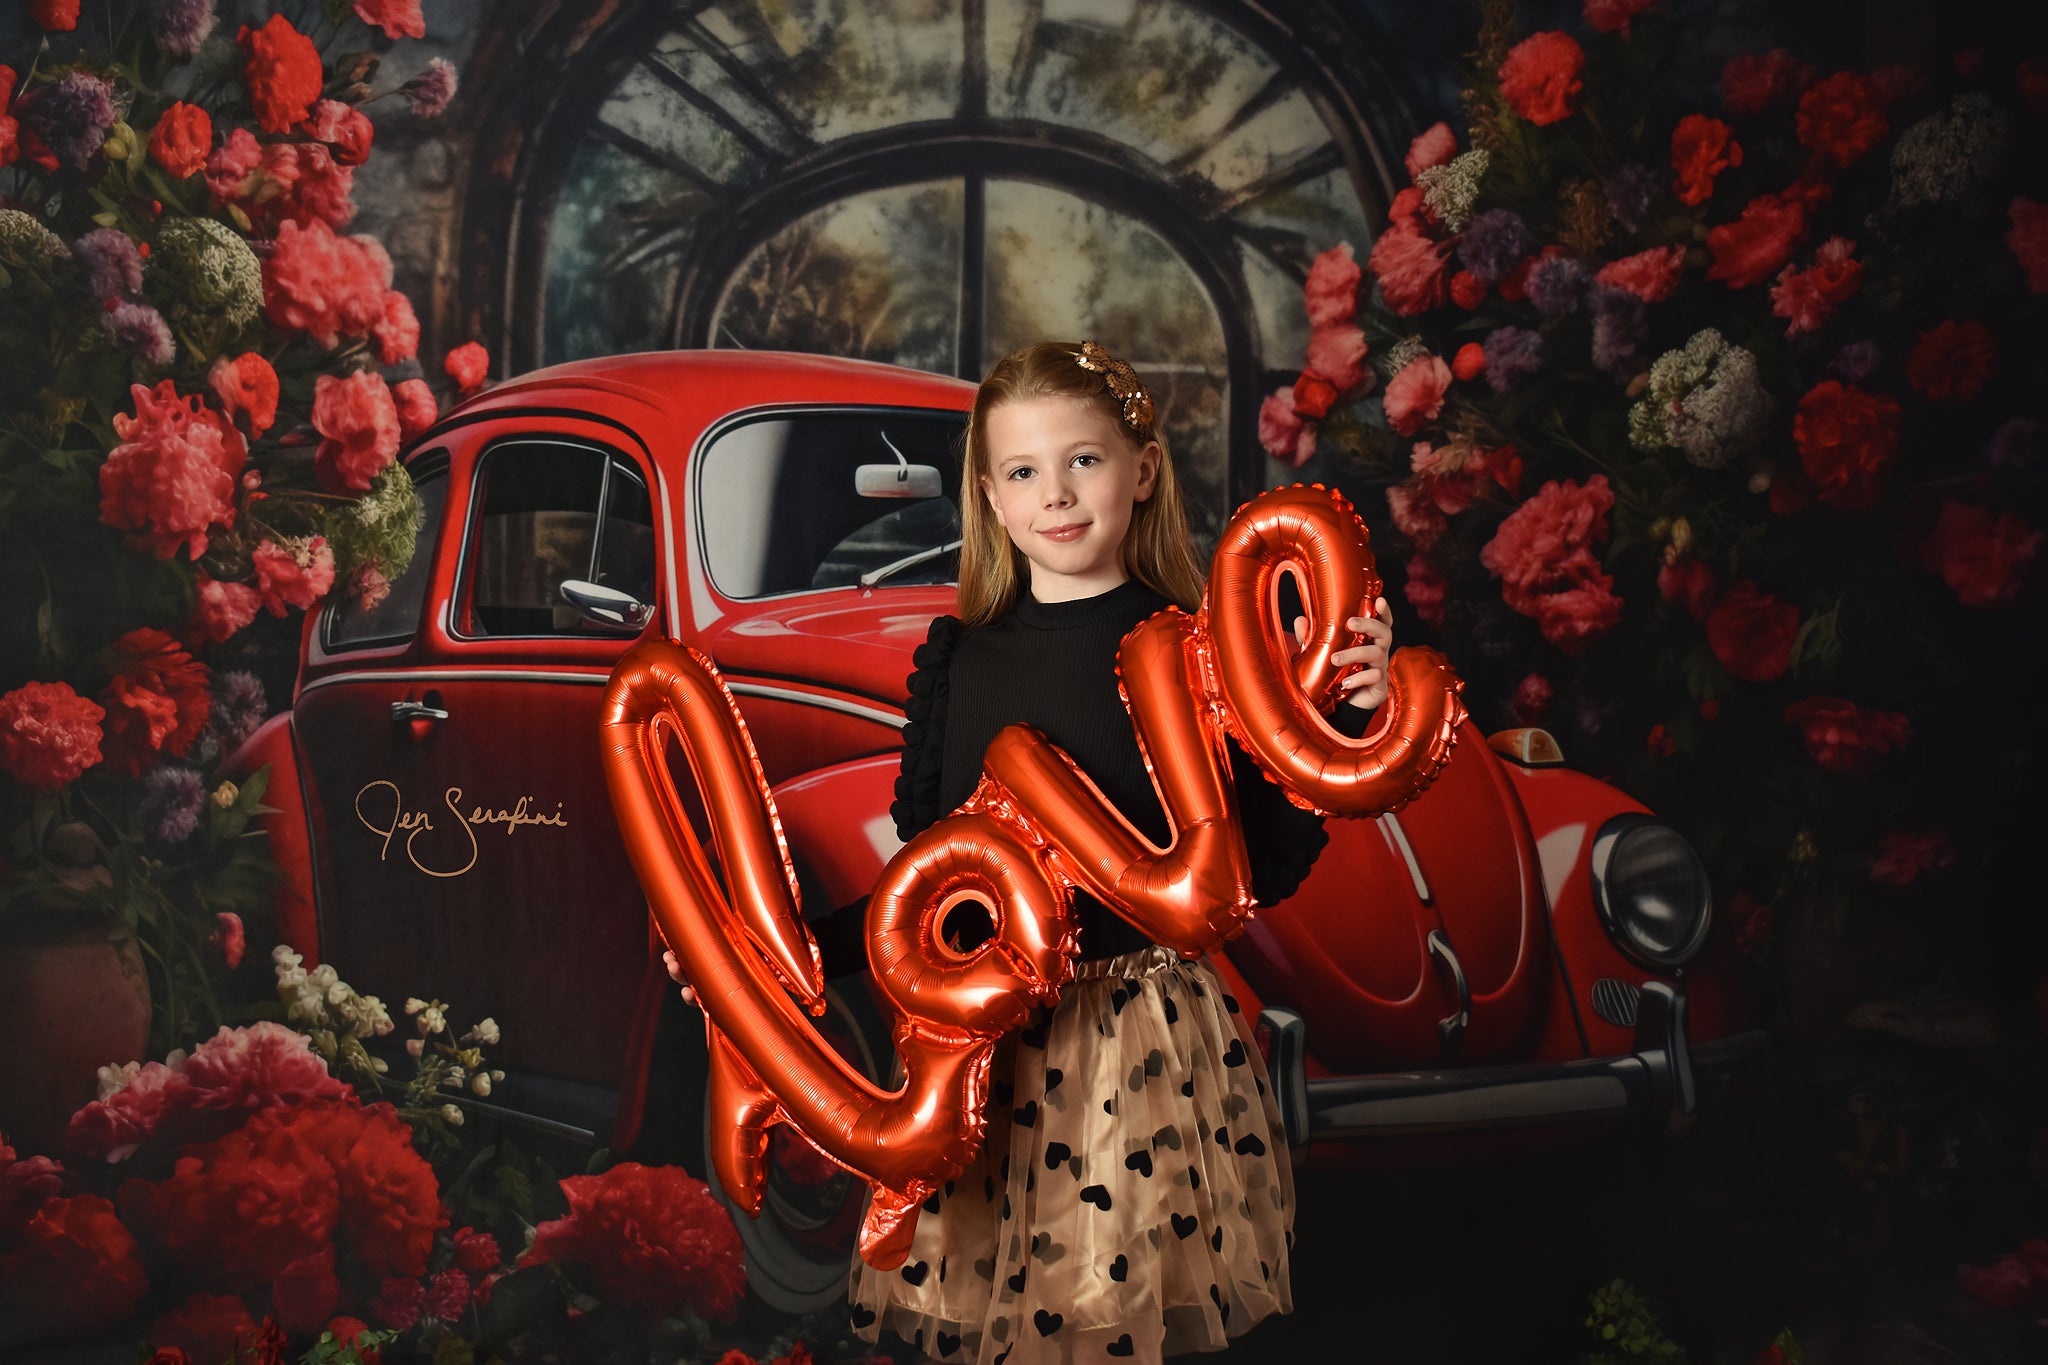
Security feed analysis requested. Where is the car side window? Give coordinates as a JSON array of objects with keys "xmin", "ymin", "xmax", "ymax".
[
  {"xmin": 466, "ymin": 438, "xmax": 657, "ymax": 637},
  {"xmin": 325, "ymin": 453, "xmax": 450, "ymax": 651},
  {"xmin": 698, "ymin": 411, "xmax": 966, "ymax": 599}
]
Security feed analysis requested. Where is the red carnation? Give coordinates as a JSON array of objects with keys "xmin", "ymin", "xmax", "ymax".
[
  {"xmin": 1498, "ymin": 32, "xmax": 1585, "ymax": 127},
  {"xmin": 1705, "ymin": 194, "xmax": 1805, "ymax": 289},
  {"xmin": 207, "ymin": 352, "xmax": 280, "ymax": 440},
  {"xmin": 1366, "ymin": 214, "xmax": 1451, "ymax": 316},
  {"xmin": 1782, "ymin": 697, "xmax": 1911, "ymax": 775},
  {"xmin": 98, "ymin": 629, "xmax": 211, "ymax": 779},
  {"xmin": 1671, "ymin": 114, "xmax": 1742, "ymax": 207},
  {"xmin": 1869, "ymin": 829, "xmax": 1955, "ymax": 887},
  {"xmin": 1920, "ymin": 500, "xmax": 2041, "ymax": 608},
  {"xmin": 1478, "ymin": 476, "xmax": 1623, "ymax": 654},
  {"xmin": 271, "ymin": 1248, "xmax": 342, "ymax": 1334},
  {"xmin": 1594, "ymin": 245, "xmax": 1685, "ymax": 302},
  {"xmin": 238, "ymin": 15, "xmax": 325, "ymax": 135},
  {"xmin": 452, "ymin": 1226, "xmax": 502, "ymax": 1274},
  {"xmin": 263, "ymin": 218, "xmax": 392, "ymax": 349},
  {"xmin": 301, "ymin": 100, "xmax": 374, "ymax": 166},
  {"xmin": 0, "ymin": 681, "xmax": 105, "ymax": 793},
  {"xmin": 147, "ymin": 103, "xmax": 212, "ymax": 181},
  {"xmin": 1904, "ymin": 320, "xmax": 1999, "ymax": 402},
  {"xmin": 1769, "ymin": 236, "xmax": 1860, "ymax": 337},
  {"xmin": 1796, "ymin": 71, "xmax": 1887, "ymax": 168},
  {"xmin": 1450, "ymin": 269, "xmax": 1485, "ymax": 309},
  {"xmin": 2010, "ymin": 198, "xmax": 2048, "ymax": 294},
  {"xmin": 1583, "ymin": 0, "xmax": 1653, "ymax": 37},
  {"xmin": 1656, "ymin": 557, "xmax": 1719, "ymax": 621},
  {"xmin": 0, "ymin": 1194, "xmax": 149, "ymax": 1340},
  {"xmin": 444, "ymin": 341, "xmax": 490, "ymax": 395},
  {"xmin": 373, "ymin": 289, "xmax": 420, "ymax": 366},
  {"xmin": 1402, "ymin": 553, "xmax": 1446, "ymax": 628},
  {"xmin": 1511, "ymin": 673, "xmax": 1553, "ymax": 725},
  {"xmin": 313, "ymin": 371, "xmax": 401, "ymax": 494},
  {"xmin": 28, "ymin": 0, "xmax": 79, "ymax": 31},
  {"xmin": 1291, "ymin": 371, "xmax": 1338, "ymax": 421},
  {"xmin": 99, "ymin": 379, "xmax": 246, "ymax": 561},
  {"xmin": 251, "ymin": 537, "xmax": 338, "ymax": 616},
  {"xmin": 392, "ymin": 377, "xmax": 440, "ymax": 444},
  {"xmin": 520, "ymin": 1162, "xmax": 747, "ymax": 1322},
  {"xmin": 1383, "ymin": 355, "xmax": 1452, "ymax": 436},
  {"xmin": 303, "ymin": 1101, "xmax": 445, "ymax": 1278},
  {"xmin": 353, "ymin": 0, "xmax": 426, "ymax": 40},
  {"xmin": 426, "ymin": 1268, "xmax": 470, "ymax": 1321},
  {"xmin": 151, "ymin": 1294, "xmax": 261, "ymax": 1365},
  {"xmin": 187, "ymin": 575, "xmax": 260, "ymax": 648},
  {"xmin": 1793, "ymin": 381, "xmax": 1900, "ymax": 511},
  {"xmin": 1452, "ymin": 342, "xmax": 1486, "ymax": 381},
  {"xmin": 1258, "ymin": 387, "xmax": 1316, "ymax": 467},
  {"xmin": 1303, "ymin": 242, "xmax": 1363, "ymax": 326},
  {"xmin": 1404, "ymin": 122, "xmax": 1457, "ymax": 181},
  {"xmin": 1704, "ymin": 581, "xmax": 1799, "ymax": 682},
  {"xmin": 1305, "ymin": 323, "xmax": 1368, "ymax": 392},
  {"xmin": 1722, "ymin": 49, "xmax": 1812, "ymax": 116},
  {"xmin": 373, "ymin": 1275, "xmax": 425, "ymax": 1331}
]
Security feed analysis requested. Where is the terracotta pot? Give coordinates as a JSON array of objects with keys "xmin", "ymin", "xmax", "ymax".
[{"xmin": 0, "ymin": 930, "xmax": 152, "ymax": 1156}]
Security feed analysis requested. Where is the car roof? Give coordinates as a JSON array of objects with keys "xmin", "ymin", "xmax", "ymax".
[{"xmin": 443, "ymin": 349, "xmax": 978, "ymax": 430}]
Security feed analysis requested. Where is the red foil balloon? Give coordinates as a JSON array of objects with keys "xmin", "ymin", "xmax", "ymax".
[{"xmin": 601, "ymin": 483, "xmax": 1465, "ymax": 1267}]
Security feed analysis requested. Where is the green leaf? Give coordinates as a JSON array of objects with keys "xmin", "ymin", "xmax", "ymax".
[{"xmin": 433, "ymin": 1334, "xmax": 476, "ymax": 1365}]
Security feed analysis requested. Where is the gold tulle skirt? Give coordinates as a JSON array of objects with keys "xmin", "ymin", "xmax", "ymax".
[{"xmin": 848, "ymin": 946, "xmax": 1295, "ymax": 1364}]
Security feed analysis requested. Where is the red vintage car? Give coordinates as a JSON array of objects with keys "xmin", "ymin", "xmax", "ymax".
[{"xmin": 232, "ymin": 350, "xmax": 1765, "ymax": 1310}]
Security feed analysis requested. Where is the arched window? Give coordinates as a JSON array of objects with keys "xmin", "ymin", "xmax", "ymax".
[{"xmin": 510, "ymin": 0, "xmax": 1402, "ymax": 537}]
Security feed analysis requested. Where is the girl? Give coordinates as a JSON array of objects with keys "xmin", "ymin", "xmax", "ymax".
[{"xmin": 834, "ymin": 340, "xmax": 1394, "ymax": 1365}]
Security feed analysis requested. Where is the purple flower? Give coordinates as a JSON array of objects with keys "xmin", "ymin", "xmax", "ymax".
[
  {"xmin": 138, "ymin": 766, "xmax": 205, "ymax": 844},
  {"xmin": 1987, "ymin": 417, "xmax": 2040, "ymax": 471},
  {"xmin": 1457, "ymin": 208, "xmax": 1534, "ymax": 286},
  {"xmin": 1483, "ymin": 325, "xmax": 1544, "ymax": 393},
  {"xmin": 102, "ymin": 300, "xmax": 175, "ymax": 367},
  {"xmin": 146, "ymin": 0, "xmax": 217, "ymax": 60},
  {"xmin": 1827, "ymin": 339, "xmax": 1882, "ymax": 383},
  {"xmin": 212, "ymin": 670, "xmax": 267, "ymax": 751},
  {"xmin": 1587, "ymin": 285, "xmax": 1648, "ymax": 377},
  {"xmin": 1525, "ymin": 254, "xmax": 1591, "ymax": 316},
  {"xmin": 399, "ymin": 58, "xmax": 459, "ymax": 118},
  {"xmin": 1602, "ymin": 164, "xmax": 1660, "ymax": 236},
  {"xmin": 18, "ymin": 72, "xmax": 119, "ymax": 172},
  {"xmin": 74, "ymin": 228, "xmax": 144, "ymax": 302}
]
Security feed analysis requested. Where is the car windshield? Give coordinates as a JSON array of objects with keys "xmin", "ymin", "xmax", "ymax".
[{"xmin": 698, "ymin": 411, "xmax": 966, "ymax": 598}]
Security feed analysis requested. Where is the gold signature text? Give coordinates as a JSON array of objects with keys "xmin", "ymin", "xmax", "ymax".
[{"xmin": 355, "ymin": 780, "xmax": 569, "ymax": 878}]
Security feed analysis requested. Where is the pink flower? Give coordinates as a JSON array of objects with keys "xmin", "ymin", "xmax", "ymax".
[
  {"xmin": 373, "ymin": 290, "xmax": 420, "ymax": 366},
  {"xmin": 1498, "ymin": 32, "xmax": 1585, "ymax": 127},
  {"xmin": 1510, "ymin": 673, "xmax": 1553, "ymax": 725},
  {"xmin": 1403, "ymin": 122, "xmax": 1457, "ymax": 181},
  {"xmin": 398, "ymin": 58, "xmax": 458, "ymax": 119},
  {"xmin": 0, "ymin": 681, "xmax": 105, "ymax": 793},
  {"xmin": 1303, "ymin": 243, "xmax": 1362, "ymax": 327},
  {"xmin": 208, "ymin": 353, "xmax": 280, "ymax": 440},
  {"xmin": 252, "ymin": 537, "xmax": 338, "ymax": 616},
  {"xmin": 1367, "ymin": 216, "xmax": 1452, "ymax": 316},
  {"xmin": 209, "ymin": 913, "xmax": 246, "ymax": 970},
  {"xmin": 263, "ymin": 218, "xmax": 392, "ymax": 349},
  {"xmin": 1656, "ymin": 558, "xmax": 1718, "ymax": 621},
  {"xmin": 444, "ymin": 341, "xmax": 490, "ymax": 395},
  {"xmin": 1583, "ymin": 0, "xmax": 1653, "ymax": 36},
  {"xmin": 1479, "ymin": 476, "xmax": 1623, "ymax": 653},
  {"xmin": 300, "ymin": 99, "xmax": 373, "ymax": 166},
  {"xmin": 1593, "ymin": 245, "xmax": 1686, "ymax": 302},
  {"xmin": 1781, "ymin": 697, "xmax": 1911, "ymax": 776},
  {"xmin": 1722, "ymin": 50, "xmax": 1811, "ymax": 116},
  {"xmin": 2008, "ymin": 198, "xmax": 2048, "ymax": 293},
  {"xmin": 352, "ymin": 0, "xmax": 425, "ymax": 40},
  {"xmin": 203, "ymin": 127, "xmax": 262, "ymax": 203},
  {"xmin": 99, "ymin": 381, "xmax": 246, "ymax": 561},
  {"xmin": 392, "ymin": 377, "xmax": 439, "ymax": 443},
  {"xmin": 1706, "ymin": 194, "xmax": 1806, "ymax": 289},
  {"xmin": 1386, "ymin": 483, "xmax": 1445, "ymax": 550},
  {"xmin": 1769, "ymin": 241, "xmax": 1859, "ymax": 338},
  {"xmin": 1402, "ymin": 553, "xmax": 1445, "ymax": 627},
  {"xmin": 1705, "ymin": 581, "xmax": 1800, "ymax": 682},
  {"xmin": 1257, "ymin": 387, "xmax": 1316, "ymax": 467},
  {"xmin": 1869, "ymin": 829, "xmax": 1955, "ymax": 887},
  {"xmin": 374, "ymin": 1275, "xmax": 425, "ymax": 1331},
  {"xmin": 1305, "ymin": 323, "xmax": 1368, "ymax": 392},
  {"xmin": 1919, "ymin": 500, "xmax": 2041, "ymax": 608},
  {"xmin": 312, "ymin": 371, "xmax": 400, "ymax": 494},
  {"xmin": 1383, "ymin": 355, "xmax": 1452, "ymax": 436},
  {"xmin": 188, "ymin": 576, "xmax": 261, "ymax": 648},
  {"xmin": 452, "ymin": 1227, "xmax": 501, "ymax": 1275}
]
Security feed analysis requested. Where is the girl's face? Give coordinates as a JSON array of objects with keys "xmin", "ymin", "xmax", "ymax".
[{"xmin": 981, "ymin": 395, "xmax": 1160, "ymax": 602}]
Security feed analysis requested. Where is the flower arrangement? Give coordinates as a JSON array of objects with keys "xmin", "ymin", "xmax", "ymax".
[
  {"xmin": 1265, "ymin": 0, "xmax": 2044, "ymax": 976},
  {"xmin": 0, "ymin": 0, "xmax": 491, "ymax": 1054}
]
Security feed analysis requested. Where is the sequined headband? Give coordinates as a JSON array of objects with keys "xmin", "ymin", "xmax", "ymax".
[{"xmin": 1072, "ymin": 340, "xmax": 1156, "ymax": 439}]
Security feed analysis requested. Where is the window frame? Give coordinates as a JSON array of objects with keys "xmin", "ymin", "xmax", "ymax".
[{"xmin": 319, "ymin": 449, "xmax": 453, "ymax": 655}]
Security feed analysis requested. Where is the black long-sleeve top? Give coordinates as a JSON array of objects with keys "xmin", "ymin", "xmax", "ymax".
[{"xmin": 811, "ymin": 577, "xmax": 1372, "ymax": 975}]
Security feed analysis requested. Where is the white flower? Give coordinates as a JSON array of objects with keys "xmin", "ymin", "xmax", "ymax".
[
  {"xmin": 490, "ymin": 1069, "xmax": 504, "ymax": 1083},
  {"xmin": 406, "ymin": 1038, "xmax": 425, "ymax": 1059},
  {"xmin": 469, "ymin": 1071, "xmax": 493, "ymax": 1097},
  {"xmin": 444, "ymin": 1066, "xmax": 466, "ymax": 1089},
  {"xmin": 404, "ymin": 997, "xmax": 427, "ymax": 1015},
  {"xmin": 464, "ymin": 1017, "xmax": 500, "ymax": 1046},
  {"xmin": 96, "ymin": 1061, "xmax": 140, "ymax": 1101},
  {"xmin": 1627, "ymin": 328, "xmax": 1772, "ymax": 468},
  {"xmin": 441, "ymin": 1103, "xmax": 465, "ymax": 1126},
  {"xmin": 417, "ymin": 1004, "xmax": 446, "ymax": 1035},
  {"xmin": 308, "ymin": 964, "xmax": 339, "ymax": 993},
  {"xmin": 271, "ymin": 945, "xmax": 302, "ymax": 971},
  {"xmin": 371, "ymin": 1056, "xmax": 388, "ymax": 1073},
  {"xmin": 1417, "ymin": 149, "xmax": 1491, "ymax": 232},
  {"xmin": 357, "ymin": 994, "xmax": 395, "ymax": 1037}
]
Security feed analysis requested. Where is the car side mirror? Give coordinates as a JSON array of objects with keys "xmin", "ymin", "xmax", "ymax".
[
  {"xmin": 560, "ymin": 579, "xmax": 653, "ymax": 632},
  {"xmin": 855, "ymin": 462, "xmax": 943, "ymax": 499}
]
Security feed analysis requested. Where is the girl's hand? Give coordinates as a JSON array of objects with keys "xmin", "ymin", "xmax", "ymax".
[
  {"xmin": 662, "ymin": 949, "xmax": 700, "ymax": 1009},
  {"xmin": 1292, "ymin": 596, "xmax": 1395, "ymax": 712}
]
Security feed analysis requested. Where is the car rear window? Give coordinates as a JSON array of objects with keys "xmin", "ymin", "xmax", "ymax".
[{"xmin": 698, "ymin": 410, "xmax": 966, "ymax": 599}]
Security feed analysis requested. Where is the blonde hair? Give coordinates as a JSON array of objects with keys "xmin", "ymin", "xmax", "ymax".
[{"xmin": 957, "ymin": 341, "xmax": 1206, "ymax": 626}]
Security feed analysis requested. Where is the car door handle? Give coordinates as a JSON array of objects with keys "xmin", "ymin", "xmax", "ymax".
[
  {"xmin": 391, "ymin": 700, "xmax": 450, "ymax": 723},
  {"xmin": 1427, "ymin": 929, "xmax": 1471, "ymax": 1056}
]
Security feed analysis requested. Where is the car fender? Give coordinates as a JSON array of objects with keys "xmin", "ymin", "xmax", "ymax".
[{"xmin": 224, "ymin": 711, "xmax": 322, "ymax": 965}]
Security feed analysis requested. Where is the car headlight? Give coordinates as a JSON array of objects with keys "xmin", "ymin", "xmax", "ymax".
[{"xmin": 1589, "ymin": 814, "xmax": 1713, "ymax": 970}]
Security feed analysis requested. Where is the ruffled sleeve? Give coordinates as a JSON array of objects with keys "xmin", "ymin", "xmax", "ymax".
[
  {"xmin": 890, "ymin": 614, "xmax": 962, "ymax": 845},
  {"xmin": 1231, "ymin": 697, "xmax": 1376, "ymax": 906}
]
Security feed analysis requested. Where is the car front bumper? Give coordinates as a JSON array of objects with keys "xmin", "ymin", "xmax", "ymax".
[{"xmin": 1257, "ymin": 982, "xmax": 1770, "ymax": 1148}]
